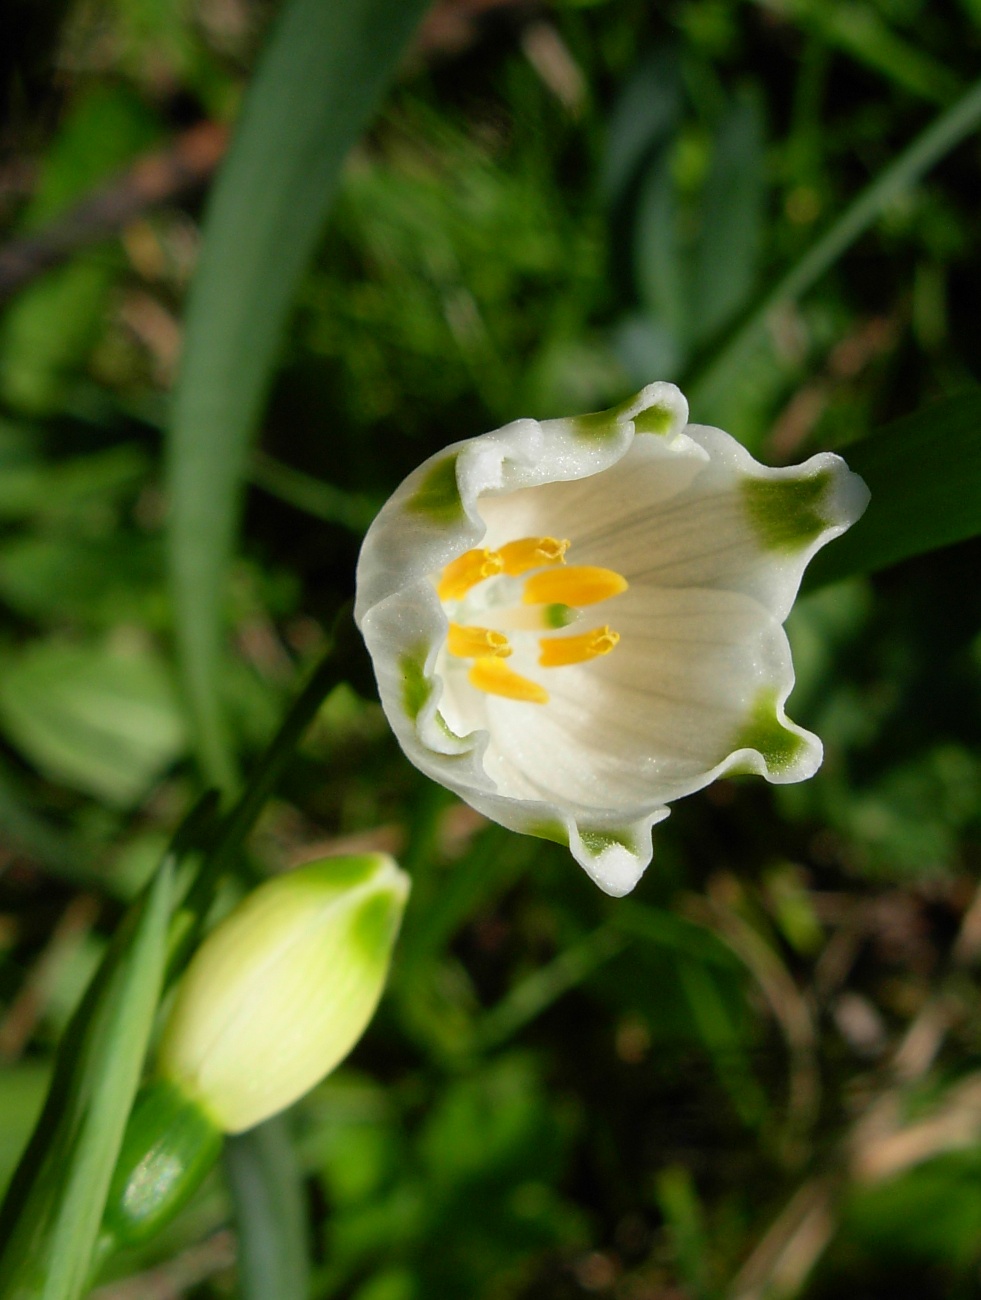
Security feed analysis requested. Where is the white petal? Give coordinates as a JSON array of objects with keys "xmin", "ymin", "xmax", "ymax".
[
  {"xmin": 483, "ymin": 430, "xmax": 868, "ymax": 624},
  {"xmin": 638, "ymin": 425, "xmax": 869, "ymax": 620},
  {"xmin": 355, "ymin": 382, "xmax": 691, "ymax": 623},
  {"xmin": 477, "ymin": 587, "xmax": 819, "ymax": 812},
  {"xmin": 477, "ymin": 423, "xmax": 707, "ymax": 551},
  {"xmin": 455, "ymin": 787, "xmax": 670, "ymax": 897}
]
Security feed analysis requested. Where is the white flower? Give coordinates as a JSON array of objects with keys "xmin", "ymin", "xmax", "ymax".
[
  {"xmin": 355, "ymin": 383, "xmax": 869, "ymax": 898},
  {"xmin": 157, "ymin": 854, "xmax": 410, "ymax": 1133}
]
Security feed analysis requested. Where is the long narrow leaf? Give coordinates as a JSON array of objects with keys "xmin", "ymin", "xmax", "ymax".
[
  {"xmin": 0, "ymin": 861, "xmax": 173, "ymax": 1300},
  {"xmin": 166, "ymin": 0, "xmax": 431, "ymax": 787},
  {"xmin": 689, "ymin": 91, "xmax": 765, "ymax": 343},
  {"xmin": 804, "ymin": 392, "xmax": 981, "ymax": 590}
]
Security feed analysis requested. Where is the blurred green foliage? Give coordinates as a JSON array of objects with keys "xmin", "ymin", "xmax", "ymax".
[{"xmin": 1, "ymin": 0, "xmax": 981, "ymax": 1296}]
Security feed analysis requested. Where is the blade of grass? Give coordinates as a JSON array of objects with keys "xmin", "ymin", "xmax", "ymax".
[
  {"xmin": 755, "ymin": 0, "xmax": 961, "ymax": 105},
  {"xmin": 473, "ymin": 926, "xmax": 627, "ymax": 1052},
  {"xmin": 0, "ymin": 794, "xmax": 217, "ymax": 1257},
  {"xmin": 612, "ymin": 900, "xmax": 744, "ymax": 970},
  {"xmin": 0, "ymin": 860, "xmax": 173, "ymax": 1300},
  {"xmin": 677, "ymin": 955, "xmax": 768, "ymax": 1129},
  {"xmin": 684, "ymin": 77, "xmax": 981, "ymax": 408},
  {"xmin": 166, "ymin": 0, "xmax": 431, "ymax": 789},
  {"xmin": 803, "ymin": 392, "xmax": 981, "ymax": 589},
  {"xmin": 249, "ymin": 449, "xmax": 379, "ymax": 535},
  {"xmin": 0, "ymin": 755, "xmax": 93, "ymax": 884}
]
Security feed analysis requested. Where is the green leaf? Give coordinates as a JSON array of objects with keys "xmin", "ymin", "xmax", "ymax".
[
  {"xmin": 18, "ymin": 88, "xmax": 159, "ymax": 231},
  {"xmin": 654, "ymin": 1166, "xmax": 711, "ymax": 1300},
  {"xmin": 0, "ymin": 860, "xmax": 173, "ymax": 1300},
  {"xmin": 473, "ymin": 927, "xmax": 627, "ymax": 1053},
  {"xmin": 0, "ymin": 534, "xmax": 165, "ymax": 628},
  {"xmin": 0, "ymin": 1065, "xmax": 50, "ymax": 1201},
  {"xmin": 633, "ymin": 152, "xmax": 687, "ymax": 349},
  {"xmin": 0, "ymin": 444, "xmax": 148, "ymax": 524},
  {"xmin": 600, "ymin": 48, "xmax": 682, "ymax": 206},
  {"xmin": 804, "ymin": 392, "xmax": 981, "ymax": 589},
  {"xmin": 224, "ymin": 1117, "xmax": 311, "ymax": 1300},
  {"xmin": 0, "ymin": 756, "xmax": 93, "ymax": 883},
  {"xmin": 783, "ymin": 0, "xmax": 961, "ymax": 105},
  {"xmin": 0, "ymin": 640, "xmax": 187, "ymax": 806},
  {"xmin": 612, "ymin": 901, "xmax": 743, "ymax": 969},
  {"xmin": 166, "ymin": 0, "xmax": 432, "ymax": 788},
  {"xmin": 676, "ymin": 955, "xmax": 767, "ymax": 1128},
  {"xmin": 690, "ymin": 91, "xmax": 765, "ymax": 343},
  {"xmin": 249, "ymin": 450, "xmax": 379, "ymax": 535}
]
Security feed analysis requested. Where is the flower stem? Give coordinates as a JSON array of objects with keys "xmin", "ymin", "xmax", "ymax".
[{"xmin": 170, "ymin": 604, "xmax": 360, "ymax": 973}]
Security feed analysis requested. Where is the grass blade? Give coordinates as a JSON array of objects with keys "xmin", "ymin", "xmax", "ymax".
[
  {"xmin": 166, "ymin": 0, "xmax": 431, "ymax": 788},
  {"xmin": 0, "ymin": 860, "xmax": 173, "ymax": 1299}
]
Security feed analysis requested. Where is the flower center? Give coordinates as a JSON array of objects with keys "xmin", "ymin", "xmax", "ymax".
[{"xmin": 436, "ymin": 536, "xmax": 627, "ymax": 704}]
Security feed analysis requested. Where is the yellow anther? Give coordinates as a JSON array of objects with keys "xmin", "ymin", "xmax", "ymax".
[
  {"xmin": 468, "ymin": 657, "xmax": 549, "ymax": 704},
  {"xmin": 498, "ymin": 536, "xmax": 570, "ymax": 576},
  {"xmin": 539, "ymin": 626, "xmax": 620, "ymax": 668},
  {"xmin": 523, "ymin": 565, "xmax": 628, "ymax": 607},
  {"xmin": 447, "ymin": 623, "xmax": 512, "ymax": 659},
  {"xmin": 437, "ymin": 548, "xmax": 503, "ymax": 601}
]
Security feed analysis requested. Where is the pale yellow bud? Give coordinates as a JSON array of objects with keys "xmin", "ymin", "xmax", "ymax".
[{"xmin": 157, "ymin": 854, "xmax": 409, "ymax": 1134}]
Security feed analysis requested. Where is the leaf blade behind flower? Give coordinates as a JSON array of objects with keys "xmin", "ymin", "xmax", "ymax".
[{"xmin": 803, "ymin": 392, "xmax": 981, "ymax": 589}]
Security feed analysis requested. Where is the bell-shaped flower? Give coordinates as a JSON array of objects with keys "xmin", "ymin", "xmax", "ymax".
[
  {"xmin": 355, "ymin": 383, "xmax": 868, "ymax": 897},
  {"xmin": 156, "ymin": 853, "xmax": 410, "ymax": 1134}
]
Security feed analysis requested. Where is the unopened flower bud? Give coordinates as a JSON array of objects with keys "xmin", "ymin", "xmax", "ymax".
[{"xmin": 156, "ymin": 853, "xmax": 410, "ymax": 1134}]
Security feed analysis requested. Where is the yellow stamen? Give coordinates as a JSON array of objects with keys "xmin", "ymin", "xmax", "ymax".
[
  {"xmin": 469, "ymin": 657, "xmax": 549, "ymax": 704},
  {"xmin": 523, "ymin": 566, "xmax": 628, "ymax": 607},
  {"xmin": 447, "ymin": 623, "xmax": 512, "ymax": 659},
  {"xmin": 498, "ymin": 536, "xmax": 570, "ymax": 576},
  {"xmin": 437, "ymin": 548, "xmax": 503, "ymax": 601},
  {"xmin": 539, "ymin": 626, "xmax": 620, "ymax": 668}
]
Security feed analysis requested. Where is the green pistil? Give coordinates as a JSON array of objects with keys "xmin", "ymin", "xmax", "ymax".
[{"xmin": 544, "ymin": 603, "xmax": 575, "ymax": 629}]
